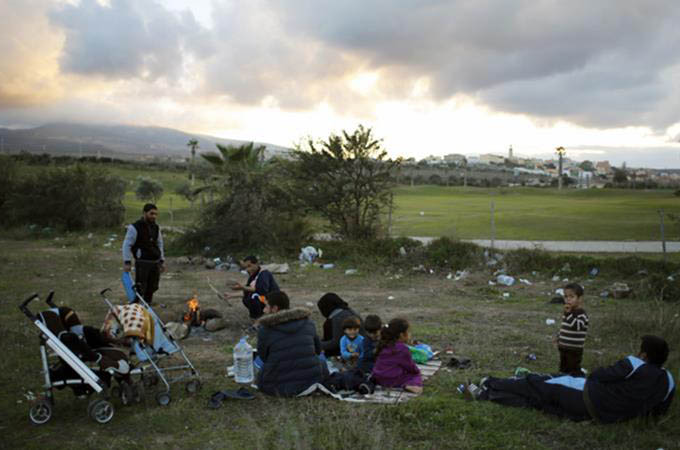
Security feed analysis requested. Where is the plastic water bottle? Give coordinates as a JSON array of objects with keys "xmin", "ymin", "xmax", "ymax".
[{"xmin": 233, "ymin": 337, "xmax": 254, "ymax": 384}]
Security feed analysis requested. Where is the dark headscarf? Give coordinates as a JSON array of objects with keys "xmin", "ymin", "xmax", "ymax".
[{"xmin": 317, "ymin": 292, "xmax": 348, "ymax": 318}]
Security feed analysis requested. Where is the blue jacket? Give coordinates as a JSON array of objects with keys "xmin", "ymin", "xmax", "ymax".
[{"xmin": 340, "ymin": 335, "xmax": 364, "ymax": 361}]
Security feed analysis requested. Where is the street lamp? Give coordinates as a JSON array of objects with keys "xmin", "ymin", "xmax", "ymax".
[{"xmin": 556, "ymin": 146, "xmax": 566, "ymax": 190}]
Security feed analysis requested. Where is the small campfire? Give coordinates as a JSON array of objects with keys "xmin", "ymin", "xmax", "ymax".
[{"xmin": 183, "ymin": 294, "xmax": 203, "ymax": 327}]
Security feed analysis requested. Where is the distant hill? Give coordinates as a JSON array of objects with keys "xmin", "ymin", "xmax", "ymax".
[{"xmin": 0, "ymin": 122, "xmax": 292, "ymax": 160}]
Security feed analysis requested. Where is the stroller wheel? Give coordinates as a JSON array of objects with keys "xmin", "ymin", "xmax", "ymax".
[
  {"xmin": 29, "ymin": 399, "xmax": 52, "ymax": 425},
  {"xmin": 89, "ymin": 399, "xmax": 114, "ymax": 424},
  {"xmin": 185, "ymin": 380, "xmax": 201, "ymax": 394},
  {"xmin": 120, "ymin": 383, "xmax": 133, "ymax": 406},
  {"xmin": 156, "ymin": 392, "xmax": 171, "ymax": 407},
  {"xmin": 110, "ymin": 386, "xmax": 120, "ymax": 399}
]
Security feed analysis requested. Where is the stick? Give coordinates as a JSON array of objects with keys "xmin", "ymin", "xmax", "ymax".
[{"xmin": 207, "ymin": 277, "xmax": 232, "ymax": 306}]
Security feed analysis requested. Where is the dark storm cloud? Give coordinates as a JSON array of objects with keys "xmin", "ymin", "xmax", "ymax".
[
  {"xmin": 49, "ymin": 0, "xmax": 214, "ymax": 81},
  {"xmin": 262, "ymin": 0, "xmax": 680, "ymax": 128}
]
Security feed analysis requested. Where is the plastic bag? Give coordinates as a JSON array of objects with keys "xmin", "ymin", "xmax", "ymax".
[{"xmin": 409, "ymin": 343, "xmax": 434, "ymax": 364}]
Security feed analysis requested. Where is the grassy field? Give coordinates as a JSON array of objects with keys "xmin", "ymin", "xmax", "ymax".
[
  {"xmin": 1, "ymin": 235, "xmax": 679, "ymax": 449},
  {"xmin": 17, "ymin": 161, "xmax": 679, "ymax": 240},
  {"xmin": 391, "ymin": 186, "xmax": 679, "ymax": 241}
]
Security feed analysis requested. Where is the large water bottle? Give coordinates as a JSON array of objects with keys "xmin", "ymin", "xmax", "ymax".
[{"xmin": 233, "ymin": 336, "xmax": 254, "ymax": 384}]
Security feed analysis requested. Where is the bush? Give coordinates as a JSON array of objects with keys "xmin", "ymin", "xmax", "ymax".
[
  {"xmin": 0, "ymin": 155, "xmax": 18, "ymax": 225},
  {"xmin": 425, "ymin": 237, "xmax": 482, "ymax": 270},
  {"xmin": 4, "ymin": 165, "xmax": 125, "ymax": 230}
]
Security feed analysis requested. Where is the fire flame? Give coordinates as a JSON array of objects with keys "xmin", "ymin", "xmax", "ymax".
[{"xmin": 183, "ymin": 295, "xmax": 200, "ymax": 323}]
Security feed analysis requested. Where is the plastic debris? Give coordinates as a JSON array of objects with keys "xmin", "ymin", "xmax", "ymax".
[
  {"xmin": 611, "ymin": 282, "xmax": 632, "ymax": 299},
  {"xmin": 399, "ymin": 246, "xmax": 407, "ymax": 256},
  {"xmin": 322, "ymin": 263, "xmax": 334, "ymax": 269},
  {"xmin": 552, "ymin": 275, "xmax": 560, "ymax": 282},
  {"xmin": 589, "ymin": 267, "xmax": 600, "ymax": 277},
  {"xmin": 526, "ymin": 353, "xmax": 537, "ymax": 361},
  {"xmin": 545, "ymin": 318, "xmax": 556, "ymax": 325},
  {"xmin": 454, "ymin": 270, "xmax": 469, "ymax": 281},
  {"xmin": 419, "ymin": 211, "xmax": 425, "ymax": 216},
  {"xmin": 446, "ymin": 273, "xmax": 453, "ymax": 280},
  {"xmin": 299, "ymin": 246, "xmax": 321, "ymax": 263},
  {"xmin": 488, "ymin": 280, "xmax": 497, "ymax": 286},
  {"xmin": 345, "ymin": 269, "xmax": 358, "ymax": 275},
  {"xmin": 555, "ymin": 288, "xmax": 565, "ymax": 297},
  {"xmin": 502, "ymin": 292, "xmax": 510, "ymax": 298},
  {"xmin": 497, "ymin": 275, "xmax": 515, "ymax": 286},
  {"xmin": 387, "ymin": 295, "xmax": 395, "ymax": 300},
  {"xmin": 519, "ymin": 278, "xmax": 532, "ymax": 285},
  {"xmin": 599, "ymin": 290, "xmax": 609, "ymax": 298}
]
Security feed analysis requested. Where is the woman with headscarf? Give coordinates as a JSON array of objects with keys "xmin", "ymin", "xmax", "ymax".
[{"xmin": 317, "ymin": 293, "xmax": 363, "ymax": 356}]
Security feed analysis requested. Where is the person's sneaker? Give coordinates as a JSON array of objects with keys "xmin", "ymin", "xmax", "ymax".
[
  {"xmin": 479, "ymin": 376, "xmax": 490, "ymax": 390},
  {"xmin": 462, "ymin": 382, "xmax": 482, "ymax": 401}
]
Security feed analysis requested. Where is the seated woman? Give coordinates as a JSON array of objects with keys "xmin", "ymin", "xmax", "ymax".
[
  {"xmin": 317, "ymin": 293, "xmax": 363, "ymax": 357},
  {"xmin": 470, "ymin": 335, "xmax": 675, "ymax": 423},
  {"xmin": 256, "ymin": 291, "xmax": 326, "ymax": 396}
]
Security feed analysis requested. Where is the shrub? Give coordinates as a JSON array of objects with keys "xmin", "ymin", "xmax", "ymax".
[
  {"xmin": 504, "ymin": 248, "xmax": 554, "ymax": 273},
  {"xmin": 4, "ymin": 165, "xmax": 125, "ymax": 230},
  {"xmin": 425, "ymin": 237, "xmax": 482, "ymax": 270}
]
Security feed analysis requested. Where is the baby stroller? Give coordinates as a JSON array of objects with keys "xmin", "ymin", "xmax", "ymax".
[
  {"xmin": 19, "ymin": 292, "xmax": 132, "ymax": 425},
  {"xmin": 99, "ymin": 273, "xmax": 201, "ymax": 406}
]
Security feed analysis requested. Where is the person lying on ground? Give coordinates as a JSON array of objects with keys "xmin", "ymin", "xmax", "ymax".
[
  {"xmin": 317, "ymin": 293, "xmax": 364, "ymax": 357},
  {"xmin": 358, "ymin": 314, "xmax": 382, "ymax": 373},
  {"xmin": 340, "ymin": 316, "xmax": 364, "ymax": 367},
  {"xmin": 554, "ymin": 282, "xmax": 589, "ymax": 375},
  {"xmin": 224, "ymin": 255, "xmax": 279, "ymax": 320},
  {"xmin": 372, "ymin": 318, "xmax": 423, "ymax": 394},
  {"xmin": 470, "ymin": 335, "xmax": 675, "ymax": 423},
  {"xmin": 256, "ymin": 291, "xmax": 326, "ymax": 396}
]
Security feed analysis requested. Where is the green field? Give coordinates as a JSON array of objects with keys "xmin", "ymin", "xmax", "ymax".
[
  {"xmin": 21, "ymin": 162, "xmax": 678, "ymax": 240},
  {"xmin": 391, "ymin": 186, "xmax": 679, "ymax": 241},
  {"xmin": 1, "ymin": 237, "xmax": 678, "ymax": 449}
]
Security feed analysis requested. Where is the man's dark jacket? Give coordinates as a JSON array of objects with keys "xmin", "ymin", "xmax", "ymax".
[
  {"xmin": 585, "ymin": 355, "xmax": 675, "ymax": 423},
  {"xmin": 256, "ymin": 308, "xmax": 326, "ymax": 396}
]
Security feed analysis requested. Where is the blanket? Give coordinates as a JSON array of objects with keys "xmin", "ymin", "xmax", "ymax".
[
  {"xmin": 298, "ymin": 359, "xmax": 442, "ymax": 404},
  {"xmin": 101, "ymin": 304, "xmax": 154, "ymax": 343}
]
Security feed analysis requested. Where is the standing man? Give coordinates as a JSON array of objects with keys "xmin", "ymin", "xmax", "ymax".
[
  {"xmin": 122, "ymin": 203, "xmax": 165, "ymax": 305},
  {"xmin": 225, "ymin": 255, "xmax": 279, "ymax": 319}
]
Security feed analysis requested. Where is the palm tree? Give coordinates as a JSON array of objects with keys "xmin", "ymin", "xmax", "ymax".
[
  {"xmin": 197, "ymin": 142, "xmax": 266, "ymax": 200},
  {"xmin": 187, "ymin": 138, "xmax": 199, "ymax": 186}
]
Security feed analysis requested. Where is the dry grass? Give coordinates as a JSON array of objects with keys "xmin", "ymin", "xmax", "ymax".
[{"xmin": 1, "ymin": 235, "xmax": 678, "ymax": 449}]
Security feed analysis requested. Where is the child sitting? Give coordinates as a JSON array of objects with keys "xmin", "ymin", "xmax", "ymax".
[
  {"xmin": 372, "ymin": 318, "xmax": 423, "ymax": 394},
  {"xmin": 339, "ymin": 316, "xmax": 364, "ymax": 366},
  {"xmin": 556, "ymin": 283, "xmax": 589, "ymax": 375},
  {"xmin": 358, "ymin": 314, "xmax": 382, "ymax": 373}
]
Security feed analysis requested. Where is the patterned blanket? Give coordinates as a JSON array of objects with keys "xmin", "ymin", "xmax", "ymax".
[
  {"xmin": 101, "ymin": 303, "xmax": 154, "ymax": 343},
  {"xmin": 298, "ymin": 359, "xmax": 442, "ymax": 404}
]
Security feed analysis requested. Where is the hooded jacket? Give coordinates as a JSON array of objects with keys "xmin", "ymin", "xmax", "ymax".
[
  {"xmin": 584, "ymin": 355, "xmax": 675, "ymax": 423},
  {"xmin": 256, "ymin": 308, "xmax": 325, "ymax": 396},
  {"xmin": 317, "ymin": 293, "xmax": 363, "ymax": 356}
]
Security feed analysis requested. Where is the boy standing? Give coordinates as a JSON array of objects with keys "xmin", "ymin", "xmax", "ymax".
[{"xmin": 557, "ymin": 283, "xmax": 589, "ymax": 375}]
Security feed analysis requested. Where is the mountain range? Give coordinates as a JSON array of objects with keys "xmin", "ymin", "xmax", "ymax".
[{"xmin": 0, "ymin": 122, "xmax": 292, "ymax": 160}]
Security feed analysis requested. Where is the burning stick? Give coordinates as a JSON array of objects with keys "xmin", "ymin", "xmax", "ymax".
[{"xmin": 206, "ymin": 277, "xmax": 232, "ymax": 306}]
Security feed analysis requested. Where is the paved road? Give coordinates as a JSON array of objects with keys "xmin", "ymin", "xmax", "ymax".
[{"xmin": 409, "ymin": 238, "xmax": 679, "ymax": 253}]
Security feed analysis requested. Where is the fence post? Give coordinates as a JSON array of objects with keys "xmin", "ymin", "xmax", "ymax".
[
  {"xmin": 387, "ymin": 193, "xmax": 393, "ymax": 237},
  {"xmin": 490, "ymin": 201, "xmax": 496, "ymax": 251},
  {"xmin": 659, "ymin": 209, "xmax": 667, "ymax": 263}
]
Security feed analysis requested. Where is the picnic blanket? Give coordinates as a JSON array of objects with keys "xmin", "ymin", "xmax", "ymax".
[{"xmin": 298, "ymin": 359, "xmax": 442, "ymax": 404}]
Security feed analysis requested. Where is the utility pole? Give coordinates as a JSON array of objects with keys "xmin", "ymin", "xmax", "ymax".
[
  {"xmin": 556, "ymin": 146, "xmax": 566, "ymax": 190},
  {"xmin": 490, "ymin": 201, "xmax": 496, "ymax": 251}
]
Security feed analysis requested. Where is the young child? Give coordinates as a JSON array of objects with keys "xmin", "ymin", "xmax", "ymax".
[
  {"xmin": 358, "ymin": 314, "xmax": 382, "ymax": 373},
  {"xmin": 557, "ymin": 283, "xmax": 589, "ymax": 375},
  {"xmin": 372, "ymin": 318, "xmax": 423, "ymax": 394},
  {"xmin": 339, "ymin": 316, "xmax": 364, "ymax": 366}
]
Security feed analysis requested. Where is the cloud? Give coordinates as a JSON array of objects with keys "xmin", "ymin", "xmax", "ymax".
[{"xmin": 49, "ymin": 0, "xmax": 214, "ymax": 82}]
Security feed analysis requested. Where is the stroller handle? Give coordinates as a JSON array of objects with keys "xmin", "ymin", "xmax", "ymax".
[
  {"xmin": 100, "ymin": 287, "xmax": 112, "ymax": 296},
  {"xmin": 19, "ymin": 293, "xmax": 39, "ymax": 319}
]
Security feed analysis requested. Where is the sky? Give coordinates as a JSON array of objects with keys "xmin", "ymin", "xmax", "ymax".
[{"xmin": 2, "ymin": 0, "xmax": 680, "ymax": 168}]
